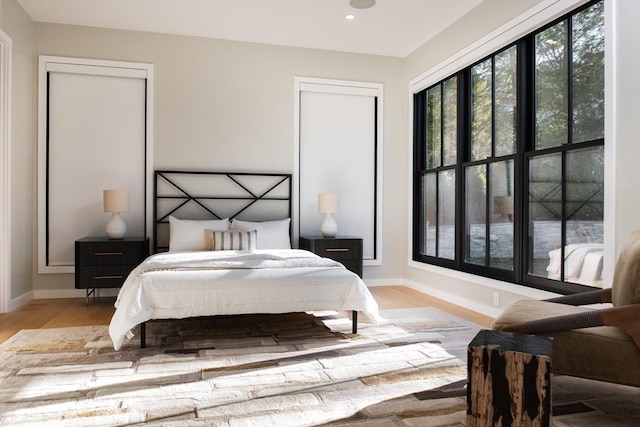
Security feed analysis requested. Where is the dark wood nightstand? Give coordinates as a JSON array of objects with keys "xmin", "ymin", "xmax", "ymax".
[
  {"xmin": 75, "ymin": 236, "xmax": 149, "ymax": 305},
  {"xmin": 299, "ymin": 236, "xmax": 363, "ymax": 278}
]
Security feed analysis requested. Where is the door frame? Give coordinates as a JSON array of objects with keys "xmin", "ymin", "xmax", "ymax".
[{"xmin": 0, "ymin": 28, "xmax": 11, "ymax": 313}]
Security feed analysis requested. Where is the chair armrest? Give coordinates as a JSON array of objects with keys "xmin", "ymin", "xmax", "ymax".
[
  {"xmin": 544, "ymin": 288, "xmax": 612, "ymax": 305},
  {"xmin": 601, "ymin": 304, "xmax": 640, "ymax": 349},
  {"xmin": 502, "ymin": 303, "xmax": 640, "ymax": 350}
]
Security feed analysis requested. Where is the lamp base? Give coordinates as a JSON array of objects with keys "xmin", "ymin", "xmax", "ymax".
[
  {"xmin": 321, "ymin": 213, "xmax": 338, "ymax": 238},
  {"xmin": 106, "ymin": 212, "xmax": 127, "ymax": 239}
]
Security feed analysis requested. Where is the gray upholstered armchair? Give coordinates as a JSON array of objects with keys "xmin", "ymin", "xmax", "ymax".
[{"xmin": 492, "ymin": 230, "xmax": 640, "ymax": 387}]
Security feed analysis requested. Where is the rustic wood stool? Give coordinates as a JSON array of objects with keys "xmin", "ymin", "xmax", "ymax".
[{"xmin": 467, "ymin": 329, "xmax": 553, "ymax": 427}]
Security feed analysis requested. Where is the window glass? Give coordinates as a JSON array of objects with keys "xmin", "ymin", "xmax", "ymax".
[
  {"xmin": 426, "ymin": 86, "xmax": 442, "ymax": 168},
  {"xmin": 489, "ymin": 160, "xmax": 514, "ymax": 270},
  {"xmin": 471, "ymin": 59, "xmax": 492, "ymax": 160},
  {"xmin": 572, "ymin": 2, "xmax": 604, "ymax": 143},
  {"xmin": 465, "ymin": 164, "xmax": 486, "ymax": 265},
  {"xmin": 443, "ymin": 77, "xmax": 458, "ymax": 166},
  {"xmin": 422, "ymin": 173, "xmax": 437, "ymax": 257},
  {"xmin": 438, "ymin": 170, "xmax": 456, "ymax": 260},
  {"xmin": 564, "ymin": 146, "xmax": 604, "ymax": 286},
  {"xmin": 528, "ymin": 154, "xmax": 562, "ymax": 279},
  {"xmin": 495, "ymin": 47, "xmax": 517, "ymax": 156},
  {"xmin": 535, "ymin": 21, "xmax": 568, "ymax": 149}
]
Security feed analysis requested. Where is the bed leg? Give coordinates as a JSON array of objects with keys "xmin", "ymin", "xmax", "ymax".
[
  {"xmin": 352, "ymin": 311, "xmax": 358, "ymax": 334},
  {"xmin": 141, "ymin": 322, "xmax": 146, "ymax": 349}
]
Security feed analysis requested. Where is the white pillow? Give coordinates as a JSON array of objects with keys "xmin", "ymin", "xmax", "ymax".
[
  {"xmin": 169, "ymin": 216, "xmax": 230, "ymax": 251},
  {"xmin": 231, "ymin": 218, "xmax": 291, "ymax": 249},
  {"xmin": 209, "ymin": 229, "xmax": 258, "ymax": 251}
]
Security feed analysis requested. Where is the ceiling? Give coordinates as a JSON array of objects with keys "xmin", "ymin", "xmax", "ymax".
[{"xmin": 16, "ymin": 0, "xmax": 484, "ymax": 58}]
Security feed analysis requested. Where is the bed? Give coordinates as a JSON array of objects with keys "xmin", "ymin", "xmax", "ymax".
[
  {"xmin": 108, "ymin": 170, "xmax": 381, "ymax": 350},
  {"xmin": 546, "ymin": 243, "xmax": 604, "ymax": 286}
]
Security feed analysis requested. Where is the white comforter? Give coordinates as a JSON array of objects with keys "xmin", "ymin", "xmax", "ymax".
[{"xmin": 109, "ymin": 249, "xmax": 382, "ymax": 350}]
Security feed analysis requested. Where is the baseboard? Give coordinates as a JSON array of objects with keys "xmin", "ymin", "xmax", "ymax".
[
  {"xmin": 363, "ymin": 277, "xmax": 501, "ymax": 318},
  {"xmin": 404, "ymin": 279, "xmax": 504, "ymax": 319},
  {"xmin": 362, "ymin": 278, "xmax": 405, "ymax": 287},
  {"xmin": 7, "ymin": 290, "xmax": 33, "ymax": 312}
]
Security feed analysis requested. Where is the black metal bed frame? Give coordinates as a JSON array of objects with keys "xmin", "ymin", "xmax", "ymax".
[
  {"xmin": 153, "ymin": 170, "xmax": 293, "ymax": 253},
  {"xmin": 138, "ymin": 170, "xmax": 357, "ymax": 348}
]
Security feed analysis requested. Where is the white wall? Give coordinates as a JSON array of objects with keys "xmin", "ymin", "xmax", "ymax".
[
  {"xmin": 30, "ymin": 23, "xmax": 406, "ymax": 295},
  {"xmin": 604, "ymin": 0, "xmax": 640, "ymax": 281},
  {"xmin": 405, "ymin": 0, "xmax": 542, "ymax": 81},
  {"xmin": 0, "ymin": 0, "xmax": 35, "ymax": 310}
]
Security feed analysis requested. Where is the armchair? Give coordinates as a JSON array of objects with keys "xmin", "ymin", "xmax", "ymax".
[{"xmin": 492, "ymin": 230, "xmax": 640, "ymax": 387}]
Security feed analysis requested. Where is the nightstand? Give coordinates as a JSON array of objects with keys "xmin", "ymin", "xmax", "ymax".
[
  {"xmin": 299, "ymin": 236, "xmax": 363, "ymax": 278},
  {"xmin": 75, "ymin": 236, "xmax": 149, "ymax": 305}
]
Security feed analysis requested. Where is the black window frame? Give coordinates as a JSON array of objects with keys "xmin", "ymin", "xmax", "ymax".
[{"xmin": 412, "ymin": 0, "xmax": 604, "ymax": 295}]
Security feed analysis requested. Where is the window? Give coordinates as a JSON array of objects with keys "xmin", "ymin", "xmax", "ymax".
[
  {"xmin": 413, "ymin": 0, "xmax": 604, "ymax": 294},
  {"xmin": 418, "ymin": 76, "xmax": 457, "ymax": 262}
]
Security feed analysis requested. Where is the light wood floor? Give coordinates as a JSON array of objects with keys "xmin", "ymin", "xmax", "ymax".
[{"xmin": 0, "ymin": 285, "xmax": 494, "ymax": 344}]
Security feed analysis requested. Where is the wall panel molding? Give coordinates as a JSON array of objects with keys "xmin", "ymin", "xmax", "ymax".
[
  {"xmin": 294, "ymin": 77, "xmax": 383, "ymax": 266},
  {"xmin": 37, "ymin": 56, "xmax": 154, "ymax": 274}
]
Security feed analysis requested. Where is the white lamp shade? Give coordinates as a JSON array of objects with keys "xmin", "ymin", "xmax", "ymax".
[
  {"xmin": 103, "ymin": 189, "xmax": 130, "ymax": 213},
  {"xmin": 318, "ymin": 193, "xmax": 339, "ymax": 214}
]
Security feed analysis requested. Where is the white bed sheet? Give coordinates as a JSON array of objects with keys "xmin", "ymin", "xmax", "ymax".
[
  {"xmin": 109, "ymin": 249, "xmax": 382, "ymax": 350},
  {"xmin": 547, "ymin": 243, "xmax": 604, "ymax": 283}
]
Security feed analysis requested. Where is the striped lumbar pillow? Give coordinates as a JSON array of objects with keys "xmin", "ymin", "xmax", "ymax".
[{"xmin": 209, "ymin": 229, "xmax": 258, "ymax": 251}]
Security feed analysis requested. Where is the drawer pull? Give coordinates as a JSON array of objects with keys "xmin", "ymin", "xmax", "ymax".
[
  {"xmin": 94, "ymin": 252, "xmax": 124, "ymax": 256},
  {"xmin": 326, "ymin": 248, "xmax": 349, "ymax": 252},
  {"xmin": 94, "ymin": 275, "xmax": 124, "ymax": 280}
]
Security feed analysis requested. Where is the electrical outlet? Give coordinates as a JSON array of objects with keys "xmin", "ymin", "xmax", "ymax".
[{"xmin": 493, "ymin": 292, "xmax": 500, "ymax": 307}]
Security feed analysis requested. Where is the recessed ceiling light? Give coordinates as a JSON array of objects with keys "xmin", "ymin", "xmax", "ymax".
[
  {"xmin": 349, "ymin": 0, "xmax": 376, "ymax": 9},
  {"xmin": 345, "ymin": 14, "xmax": 355, "ymax": 20}
]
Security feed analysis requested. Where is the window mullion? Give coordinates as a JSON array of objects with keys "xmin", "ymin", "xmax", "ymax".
[
  {"xmin": 517, "ymin": 38, "xmax": 532, "ymax": 283},
  {"xmin": 560, "ymin": 151, "xmax": 567, "ymax": 282},
  {"xmin": 456, "ymin": 71, "xmax": 469, "ymax": 269},
  {"xmin": 485, "ymin": 163, "xmax": 491, "ymax": 267},
  {"xmin": 559, "ymin": 17, "xmax": 572, "ymax": 283},
  {"xmin": 435, "ymin": 171, "xmax": 440, "ymax": 257},
  {"xmin": 487, "ymin": 58, "xmax": 496, "ymax": 267},
  {"xmin": 567, "ymin": 17, "xmax": 574, "ymax": 145}
]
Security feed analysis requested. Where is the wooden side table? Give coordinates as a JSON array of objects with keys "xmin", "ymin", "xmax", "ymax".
[
  {"xmin": 467, "ymin": 329, "xmax": 553, "ymax": 426},
  {"xmin": 75, "ymin": 236, "xmax": 149, "ymax": 305},
  {"xmin": 299, "ymin": 236, "xmax": 363, "ymax": 278}
]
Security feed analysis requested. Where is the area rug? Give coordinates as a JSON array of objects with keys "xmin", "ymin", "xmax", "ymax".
[
  {"xmin": 0, "ymin": 307, "xmax": 477, "ymax": 426},
  {"xmin": 3, "ymin": 308, "xmax": 638, "ymax": 427}
]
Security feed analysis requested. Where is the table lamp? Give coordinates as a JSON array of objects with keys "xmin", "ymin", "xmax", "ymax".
[
  {"xmin": 318, "ymin": 193, "xmax": 339, "ymax": 238},
  {"xmin": 103, "ymin": 189, "xmax": 130, "ymax": 239}
]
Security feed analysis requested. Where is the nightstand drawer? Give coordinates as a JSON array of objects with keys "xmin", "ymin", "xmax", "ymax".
[
  {"xmin": 304, "ymin": 238, "xmax": 362, "ymax": 260},
  {"xmin": 76, "ymin": 239, "xmax": 148, "ymax": 266},
  {"xmin": 75, "ymin": 237, "xmax": 149, "ymax": 296},
  {"xmin": 299, "ymin": 236, "xmax": 363, "ymax": 277},
  {"xmin": 76, "ymin": 265, "xmax": 135, "ymax": 289}
]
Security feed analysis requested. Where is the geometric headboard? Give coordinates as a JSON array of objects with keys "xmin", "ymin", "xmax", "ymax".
[{"xmin": 154, "ymin": 170, "xmax": 292, "ymax": 253}]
